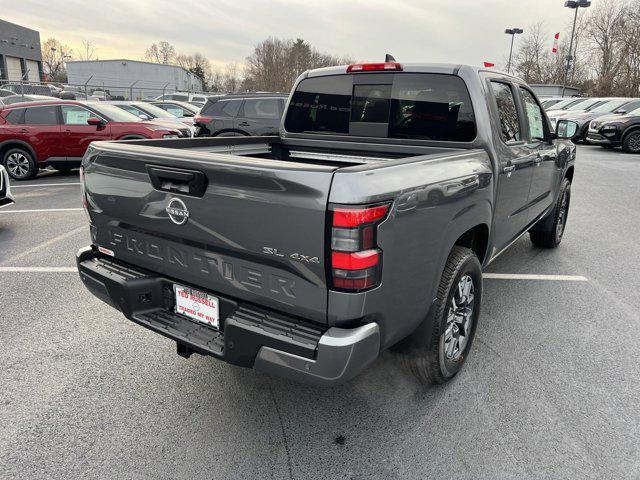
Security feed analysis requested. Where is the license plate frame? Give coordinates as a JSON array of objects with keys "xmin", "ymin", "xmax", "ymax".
[{"xmin": 174, "ymin": 284, "xmax": 220, "ymax": 329}]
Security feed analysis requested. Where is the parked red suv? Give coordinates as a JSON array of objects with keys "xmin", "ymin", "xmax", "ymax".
[{"xmin": 0, "ymin": 100, "xmax": 182, "ymax": 180}]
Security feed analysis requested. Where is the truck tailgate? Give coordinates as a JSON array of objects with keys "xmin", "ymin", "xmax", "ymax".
[{"xmin": 83, "ymin": 144, "xmax": 337, "ymax": 324}]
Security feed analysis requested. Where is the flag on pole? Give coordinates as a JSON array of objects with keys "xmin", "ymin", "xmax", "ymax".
[
  {"xmin": 552, "ymin": 33, "xmax": 560, "ymax": 53},
  {"xmin": 483, "ymin": 61, "xmax": 495, "ymax": 68}
]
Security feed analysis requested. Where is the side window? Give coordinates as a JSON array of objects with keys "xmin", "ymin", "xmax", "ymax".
[
  {"xmin": 24, "ymin": 106, "xmax": 59, "ymax": 125},
  {"xmin": 192, "ymin": 96, "xmax": 206, "ymax": 102},
  {"xmin": 4, "ymin": 108, "xmax": 25, "ymax": 124},
  {"xmin": 168, "ymin": 94, "xmax": 189, "ymax": 101},
  {"xmin": 490, "ymin": 82, "xmax": 521, "ymax": 143},
  {"xmin": 242, "ymin": 99, "xmax": 280, "ymax": 119},
  {"xmin": 61, "ymin": 105, "xmax": 94, "ymax": 125},
  {"xmin": 621, "ymin": 100, "xmax": 640, "ymax": 113},
  {"xmin": 520, "ymin": 88, "xmax": 546, "ymax": 141},
  {"xmin": 222, "ymin": 100, "xmax": 241, "ymax": 117}
]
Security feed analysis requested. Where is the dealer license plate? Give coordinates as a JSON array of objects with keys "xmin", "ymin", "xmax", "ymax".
[{"xmin": 174, "ymin": 284, "xmax": 219, "ymax": 329}]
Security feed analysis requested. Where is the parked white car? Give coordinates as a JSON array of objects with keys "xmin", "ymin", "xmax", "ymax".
[{"xmin": 0, "ymin": 165, "xmax": 15, "ymax": 208}]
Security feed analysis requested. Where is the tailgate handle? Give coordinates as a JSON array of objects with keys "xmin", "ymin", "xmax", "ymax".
[{"xmin": 146, "ymin": 165, "xmax": 208, "ymax": 197}]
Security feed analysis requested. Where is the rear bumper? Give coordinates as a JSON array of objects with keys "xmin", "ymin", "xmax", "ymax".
[{"xmin": 76, "ymin": 246, "xmax": 380, "ymax": 385}]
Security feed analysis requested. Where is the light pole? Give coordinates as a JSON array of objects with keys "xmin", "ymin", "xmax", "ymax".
[
  {"xmin": 561, "ymin": 0, "xmax": 591, "ymax": 97},
  {"xmin": 505, "ymin": 28, "xmax": 523, "ymax": 74}
]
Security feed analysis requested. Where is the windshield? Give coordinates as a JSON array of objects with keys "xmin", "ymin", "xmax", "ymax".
[
  {"xmin": 590, "ymin": 100, "xmax": 627, "ymax": 113},
  {"xmin": 89, "ymin": 103, "xmax": 143, "ymax": 122},
  {"xmin": 567, "ymin": 99, "xmax": 602, "ymax": 111},
  {"xmin": 134, "ymin": 103, "xmax": 177, "ymax": 118},
  {"xmin": 548, "ymin": 98, "xmax": 585, "ymax": 110}
]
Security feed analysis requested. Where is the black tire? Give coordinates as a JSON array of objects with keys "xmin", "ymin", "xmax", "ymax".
[
  {"xmin": 398, "ymin": 246, "xmax": 482, "ymax": 385},
  {"xmin": 3, "ymin": 147, "xmax": 38, "ymax": 180},
  {"xmin": 529, "ymin": 178, "xmax": 571, "ymax": 248},
  {"xmin": 622, "ymin": 131, "xmax": 640, "ymax": 154}
]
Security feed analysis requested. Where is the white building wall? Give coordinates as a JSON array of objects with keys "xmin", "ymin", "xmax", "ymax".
[{"xmin": 66, "ymin": 60, "xmax": 203, "ymax": 99}]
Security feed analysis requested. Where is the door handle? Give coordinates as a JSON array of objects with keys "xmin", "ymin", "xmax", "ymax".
[
  {"xmin": 18, "ymin": 128, "xmax": 28, "ymax": 133},
  {"xmin": 238, "ymin": 122, "xmax": 250, "ymax": 127}
]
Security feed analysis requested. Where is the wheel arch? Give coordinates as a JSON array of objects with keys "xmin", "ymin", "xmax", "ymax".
[
  {"xmin": 565, "ymin": 165, "xmax": 574, "ymax": 183},
  {"xmin": 621, "ymin": 125, "xmax": 640, "ymax": 143},
  {"xmin": 116, "ymin": 134, "xmax": 148, "ymax": 141},
  {"xmin": 213, "ymin": 129, "xmax": 249, "ymax": 137},
  {"xmin": 0, "ymin": 140, "xmax": 37, "ymax": 162},
  {"xmin": 453, "ymin": 223, "xmax": 490, "ymax": 265}
]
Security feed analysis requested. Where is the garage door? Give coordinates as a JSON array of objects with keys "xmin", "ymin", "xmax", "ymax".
[
  {"xmin": 26, "ymin": 60, "xmax": 40, "ymax": 82},
  {"xmin": 5, "ymin": 56, "xmax": 23, "ymax": 81}
]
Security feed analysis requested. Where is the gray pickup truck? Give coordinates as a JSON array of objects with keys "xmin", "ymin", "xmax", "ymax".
[{"xmin": 76, "ymin": 62, "xmax": 577, "ymax": 385}]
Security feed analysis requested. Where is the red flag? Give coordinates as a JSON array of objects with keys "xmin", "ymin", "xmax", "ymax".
[
  {"xmin": 552, "ymin": 33, "xmax": 560, "ymax": 53},
  {"xmin": 483, "ymin": 61, "xmax": 495, "ymax": 68}
]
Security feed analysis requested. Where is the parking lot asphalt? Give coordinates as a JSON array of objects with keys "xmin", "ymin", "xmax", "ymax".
[{"xmin": 1, "ymin": 145, "xmax": 639, "ymax": 479}]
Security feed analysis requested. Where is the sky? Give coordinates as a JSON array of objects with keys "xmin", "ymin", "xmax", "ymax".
[{"xmin": 4, "ymin": 0, "xmax": 577, "ymax": 71}]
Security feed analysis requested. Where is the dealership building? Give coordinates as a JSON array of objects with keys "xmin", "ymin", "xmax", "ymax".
[
  {"xmin": 66, "ymin": 59, "xmax": 203, "ymax": 99},
  {"xmin": 0, "ymin": 19, "xmax": 43, "ymax": 82}
]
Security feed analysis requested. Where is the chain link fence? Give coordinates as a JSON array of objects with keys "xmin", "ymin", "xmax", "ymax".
[{"xmin": 0, "ymin": 79, "xmax": 208, "ymax": 101}]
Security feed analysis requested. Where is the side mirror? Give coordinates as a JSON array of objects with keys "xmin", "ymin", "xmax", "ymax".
[
  {"xmin": 555, "ymin": 119, "xmax": 578, "ymax": 139},
  {"xmin": 614, "ymin": 109, "xmax": 626, "ymax": 115},
  {"xmin": 87, "ymin": 117, "xmax": 105, "ymax": 126}
]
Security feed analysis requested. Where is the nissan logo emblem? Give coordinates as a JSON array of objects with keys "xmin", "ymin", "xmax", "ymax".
[{"xmin": 165, "ymin": 198, "xmax": 189, "ymax": 225}]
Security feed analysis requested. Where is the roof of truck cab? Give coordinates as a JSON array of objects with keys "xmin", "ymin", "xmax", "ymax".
[{"xmin": 303, "ymin": 63, "xmax": 520, "ymax": 80}]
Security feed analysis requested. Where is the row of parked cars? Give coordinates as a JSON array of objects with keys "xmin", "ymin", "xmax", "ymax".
[{"xmin": 542, "ymin": 96, "xmax": 640, "ymax": 153}]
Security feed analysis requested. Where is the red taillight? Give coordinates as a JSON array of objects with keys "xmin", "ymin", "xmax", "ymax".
[
  {"xmin": 330, "ymin": 203, "xmax": 390, "ymax": 292},
  {"xmin": 346, "ymin": 62, "xmax": 403, "ymax": 73},
  {"xmin": 194, "ymin": 114, "xmax": 212, "ymax": 124}
]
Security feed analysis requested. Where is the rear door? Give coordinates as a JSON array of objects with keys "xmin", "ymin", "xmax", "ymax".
[
  {"xmin": 60, "ymin": 104, "xmax": 112, "ymax": 160},
  {"xmin": 235, "ymin": 98, "xmax": 282, "ymax": 135},
  {"xmin": 85, "ymin": 149, "xmax": 336, "ymax": 323},
  {"xmin": 22, "ymin": 105, "xmax": 64, "ymax": 162},
  {"xmin": 518, "ymin": 86, "xmax": 559, "ymax": 222},
  {"xmin": 487, "ymin": 80, "xmax": 536, "ymax": 252}
]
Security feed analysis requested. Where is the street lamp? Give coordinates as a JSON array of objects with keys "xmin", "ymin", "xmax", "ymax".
[
  {"xmin": 561, "ymin": 0, "xmax": 591, "ymax": 97},
  {"xmin": 505, "ymin": 28, "xmax": 523, "ymax": 74}
]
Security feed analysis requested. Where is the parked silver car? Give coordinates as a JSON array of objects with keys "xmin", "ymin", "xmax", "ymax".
[{"xmin": 0, "ymin": 165, "xmax": 15, "ymax": 209}]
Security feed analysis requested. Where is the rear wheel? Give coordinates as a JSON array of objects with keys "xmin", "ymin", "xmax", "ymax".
[
  {"xmin": 622, "ymin": 131, "xmax": 640, "ymax": 153},
  {"xmin": 3, "ymin": 148, "xmax": 38, "ymax": 180},
  {"xmin": 399, "ymin": 246, "xmax": 482, "ymax": 385},
  {"xmin": 529, "ymin": 178, "xmax": 571, "ymax": 248}
]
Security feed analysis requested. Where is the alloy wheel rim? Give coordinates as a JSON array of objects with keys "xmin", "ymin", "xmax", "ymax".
[
  {"xmin": 444, "ymin": 275, "xmax": 475, "ymax": 361},
  {"xmin": 6, "ymin": 153, "xmax": 30, "ymax": 178},
  {"xmin": 629, "ymin": 133, "xmax": 640, "ymax": 152},
  {"xmin": 556, "ymin": 190, "xmax": 568, "ymax": 240}
]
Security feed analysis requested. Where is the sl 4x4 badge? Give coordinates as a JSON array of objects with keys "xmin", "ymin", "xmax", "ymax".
[
  {"xmin": 166, "ymin": 198, "xmax": 190, "ymax": 225},
  {"xmin": 263, "ymin": 247, "xmax": 320, "ymax": 264}
]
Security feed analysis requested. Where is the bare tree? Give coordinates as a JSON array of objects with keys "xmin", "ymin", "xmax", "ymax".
[
  {"xmin": 41, "ymin": 38, "xmax": 73, "ymax": 82},
  {"xmin": 77, "ymin": 40, "xmax": 98, "ymax": 61},
  {"xmin": 145, "ymin": 41, "xmax": 176, "ymax": 64}
]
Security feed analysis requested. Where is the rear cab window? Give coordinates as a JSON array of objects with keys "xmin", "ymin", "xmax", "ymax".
[{"xmin": 284, "ymin": 73, "xmax": 476, "ymax": 142}]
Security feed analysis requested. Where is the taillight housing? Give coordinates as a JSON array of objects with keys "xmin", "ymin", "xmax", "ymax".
[
  {"xmin": 194, "ymin": 114, "xmax": 212, "ymax": 124},
  {"xmin": 329, "ymin": 203, "xmax": 390, "ymax": 292}
]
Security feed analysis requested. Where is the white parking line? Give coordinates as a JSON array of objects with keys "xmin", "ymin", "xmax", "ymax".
[
  {"xmin": 483, "ymin": 273, "xmax": 588, "ymax": 281},
  {"xmin": 11, "ymin": 182, "xmax": 80, "ymax": 188},
  {"xmin": 0, "ymin": 208, "xmax": 84, "ymax": 214},
  {"xmin": 0, "ymin": 267, "xmax": 77, "ymax": 272}
]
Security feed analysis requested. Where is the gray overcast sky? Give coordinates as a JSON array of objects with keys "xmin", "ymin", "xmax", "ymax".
[{"xmin": 5, "ymin": 0, "xmax": 576, "ymax": 69}]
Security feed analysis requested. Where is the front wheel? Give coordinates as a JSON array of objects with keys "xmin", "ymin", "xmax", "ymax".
[
  {"xmin": 399, "ymin": 246, "xmax": 482, "ymax": 385},
  {"xmin": 529, "ymin": 178, "xmax": 571, "ymax": 248},
  {"xmin": 622, "ymin": 131, "xmax": 640, "ymax": 154}
]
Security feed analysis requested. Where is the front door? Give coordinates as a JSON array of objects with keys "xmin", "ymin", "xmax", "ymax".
[
  {"xmin": 60, "ymin": 105, "xmax": 111, "ymax": 160},
  {"xmin": 488, "ymin": 81, "xmax": 536, "ymax": 256},
  {"xmin": 518, "ymin": 87, "xmax": 560, "ymax": 222}
]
